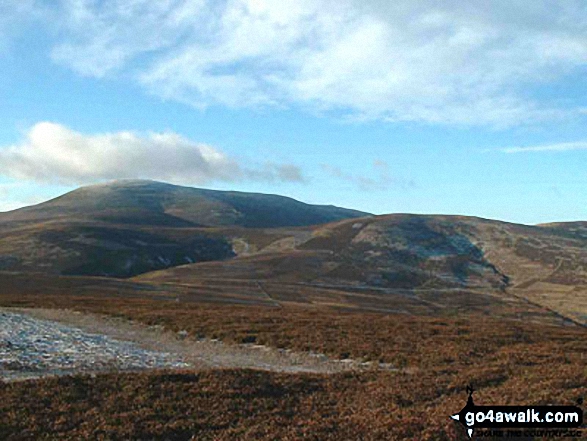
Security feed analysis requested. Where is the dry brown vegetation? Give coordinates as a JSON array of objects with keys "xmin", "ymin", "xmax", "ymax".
[
  {"xmin": 2, "ymin": 293, "xmax": 584, "ymax": 367},
  {"xmin": 136, "ymin": 214, "xmax": 587, "ymax": 326},
  {"xmin": 2, "ymin": 365, "xmax": 583, "ymax": 441},
  {"xmin": 1, "ymin": 369, "xmax": 459, "ymax": 440},
  {"xmin": 1, "ymin": 291, "xmax": 585, "ymax": 440},
  {"xmin": 2, "ymin": 178, "xmax": 587, "ymax": 440}
]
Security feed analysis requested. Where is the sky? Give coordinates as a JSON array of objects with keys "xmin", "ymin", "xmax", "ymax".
[{"xmin": 1, "ymin": 0, "xmax": 587, "ymax": 224}]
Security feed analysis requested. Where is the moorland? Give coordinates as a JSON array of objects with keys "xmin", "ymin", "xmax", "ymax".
[{"xmin": 0, "ymin": 180, "xmax": 585, "ymax": 440}]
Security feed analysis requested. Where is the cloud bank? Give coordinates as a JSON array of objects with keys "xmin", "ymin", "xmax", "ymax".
[
  {"xmin": 5, "ymin": 0, "xmax": 584, "ymax": 126},
  {"xmin": 0, "ymin": 122, "xmax": 304, "ymax": 185}
]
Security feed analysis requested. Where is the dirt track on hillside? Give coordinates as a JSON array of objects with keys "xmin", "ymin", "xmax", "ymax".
[{"xmin": 1, "ymin": 308, "xmax": 381, "ymax": 381}]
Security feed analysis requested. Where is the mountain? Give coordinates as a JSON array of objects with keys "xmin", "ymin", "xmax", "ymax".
[
  {"xmin": 138, "ymin": 214, "xmax": 587, "ymax": 324},
  {"xmin": 0, "ymin": 180, "xmax": 368, "ymax": 277},
  {"xmin": 0, "ymin": 180, "xmax": 368, "ymax": 228},
  {"xmin": 0, "ymin": 180, "xmax": 586, "ymax": 325}
]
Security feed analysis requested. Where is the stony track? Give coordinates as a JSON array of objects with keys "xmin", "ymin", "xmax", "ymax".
[
  {"xmin": 0, "ymin": 310, "xmax": 188, "ymax": 381},
  {"xmin": 0, "ymin": 308, "xmax": 375, "ymax": 381}
]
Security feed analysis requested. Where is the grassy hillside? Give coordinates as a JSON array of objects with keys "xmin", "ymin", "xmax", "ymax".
[
  {"xmin": 0, "ymin": 181, "xmax": 586, "ymax": 324},
  {"xmin": 1, "ymin": 292, "xmax": 585, "ymax": 440},
  {"xmin": 0, "ymin": 180, "xmax": 368, "ymax": 228},
  {"xmin": 139, "ymin": 214, "xmax": 587, "ymax": 325},
  {"xmin": 0, "ymin": 180, "xmax": 366, "ymax": 277}
]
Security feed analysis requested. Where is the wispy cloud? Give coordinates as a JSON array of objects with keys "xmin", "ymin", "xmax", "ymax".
[
  {"xmin": 322, "ymin": 160, "xmax": 415, "ymax": 191},
  {"xmin": 502, "ymin": 142, "xmax": 587, "ymax": 153},
  {"xmin": 0, "ymin": 122, "xmax": 305, "ymax": 185},
  {"xmin": 11, "ymin": 0, "xmax": 580, "ymax": 126},
  {"xmin": 0, "ymin": 200, "xmax": 35, "ymax": 213},
  {"xmin": 0, "ymin": 183, "xmax": 50, "ymax": 212},
  {"xmin": 0, "ymin": 0, "xmax": 39, "ymax": 53}
]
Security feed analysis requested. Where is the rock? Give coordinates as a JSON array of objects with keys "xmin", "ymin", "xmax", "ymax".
[{"xmin": 0, "ymin": 311, "xmax": 189, "ymax": 381}]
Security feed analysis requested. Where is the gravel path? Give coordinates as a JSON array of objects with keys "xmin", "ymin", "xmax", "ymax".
[
  {"xmin": 0, "ymin": 308, "xmax": 377, "ymax": 381},
  {"xmin": 0, "ymin": 310, "xmax": 188, "ymax": 381}
]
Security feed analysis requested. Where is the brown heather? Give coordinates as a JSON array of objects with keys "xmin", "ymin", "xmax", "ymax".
[{"xmin": 1, "ymin": 293, "xmax": 585, "ymax": 440}]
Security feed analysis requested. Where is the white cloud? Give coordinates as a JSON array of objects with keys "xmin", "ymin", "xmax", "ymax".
[
  {"xmin": 42, "ymin": 0, "xmax": 587, "ymax": 126},
  {"xmin": 50, "ymin": 0, "xmax": 209, "ymax": 77},
  {"xmin": 0, "ymin": 122, "xmax": 305, "ymax": 185},
  {"xmin": 502, "ymin": 141, "xmax": 587, "ymax": 153}
]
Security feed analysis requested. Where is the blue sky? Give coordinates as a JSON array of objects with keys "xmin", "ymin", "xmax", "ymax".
[{"xmin": 1, "ymin": 1, "xmax": 587, "ymax": 224}]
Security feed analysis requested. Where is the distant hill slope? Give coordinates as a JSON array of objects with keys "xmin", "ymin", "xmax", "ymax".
[
  {"xmin": 0, "ymin": 180, "xmax": 369, "ymax": 228},
  {"xmin": 0, "ymin": 180, "xmax": 368, "ymax": 277},
  {"xmin": 0, "ymin": 180, "xmax": 586, "ymax": 325},
  {"xmin": 139, "ymin": 215, "xmax": 511, "ymax": 290},
  {"xmin": 139, "ymin": 214, "xmax": 587, "ymax": 324}
]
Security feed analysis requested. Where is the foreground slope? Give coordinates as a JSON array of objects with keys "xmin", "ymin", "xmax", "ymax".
[{"xmin": 1, "ymin": 293, "xmax": 585, "ymax": 440}]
